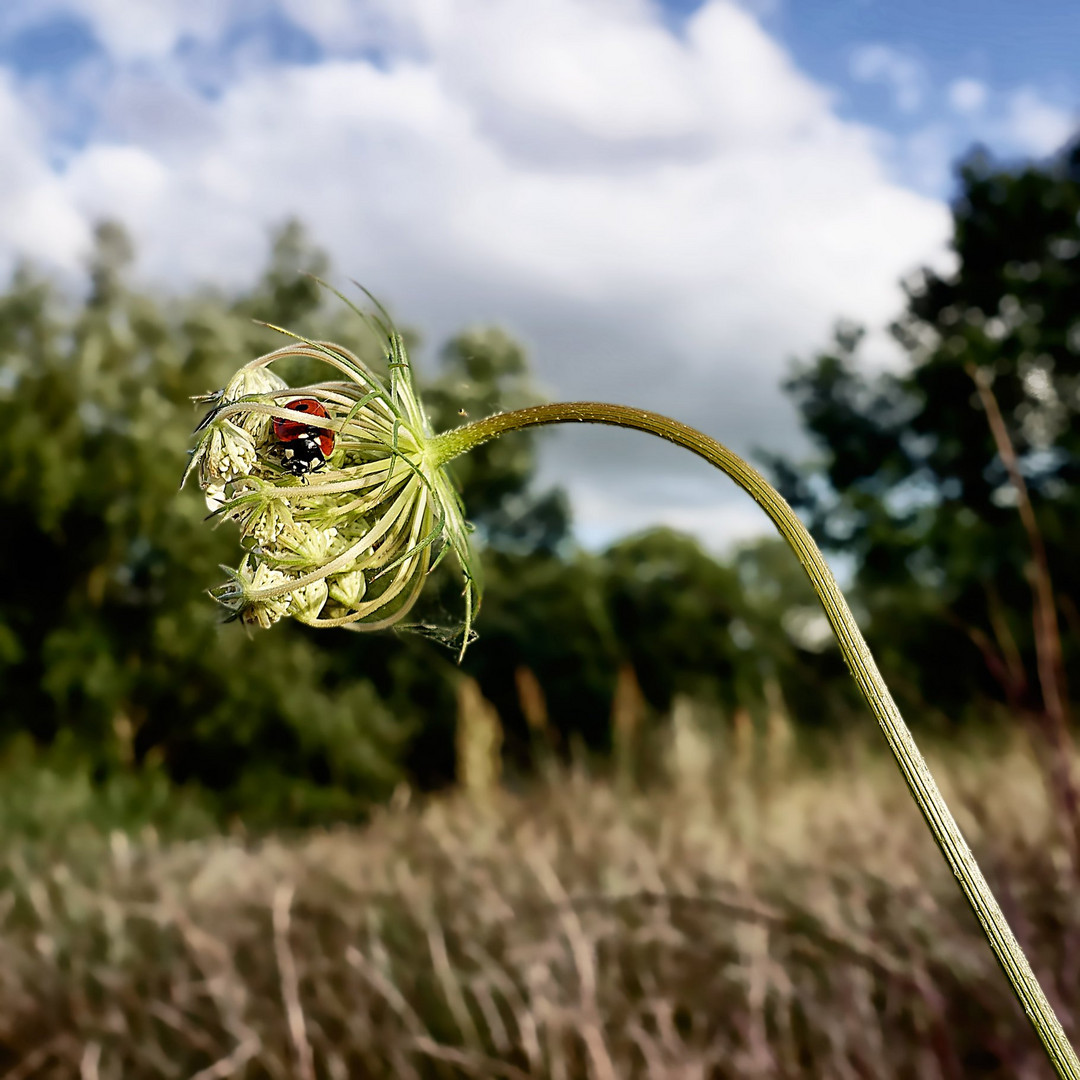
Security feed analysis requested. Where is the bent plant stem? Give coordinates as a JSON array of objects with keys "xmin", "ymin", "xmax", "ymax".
[{"xmin": 429, "ymin": 401, "xmax": 1080, "ymax": 1079}]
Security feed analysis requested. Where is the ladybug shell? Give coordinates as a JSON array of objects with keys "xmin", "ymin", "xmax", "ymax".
[{"xmin": 273, "ymin": 398, "xmax": 335, "ymax": 459}]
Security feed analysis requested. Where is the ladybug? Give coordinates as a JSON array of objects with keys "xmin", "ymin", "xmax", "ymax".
[{"xmin": 271, "ymin": 398, "xmax": 336, "ymax": 476}]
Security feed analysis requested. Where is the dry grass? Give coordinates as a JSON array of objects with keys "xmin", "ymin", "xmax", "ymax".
[{"xmin": 1, "ymin": 723, "xmax": 1078, "ymax": 1079}]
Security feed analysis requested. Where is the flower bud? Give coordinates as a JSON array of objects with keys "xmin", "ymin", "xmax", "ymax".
[{"xmin": 185, "ymin": 317, "xmax": 479, "ymax": 649}]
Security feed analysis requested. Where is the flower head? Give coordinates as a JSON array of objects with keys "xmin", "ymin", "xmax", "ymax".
[{"xmin": 184, "ymin": 293, "xmax": 480, "ymax": 652}]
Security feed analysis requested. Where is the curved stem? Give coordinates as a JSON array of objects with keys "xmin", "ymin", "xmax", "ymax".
[{"xmin": 430, "ymin": 401, "xmax": 1080, "ymax": 1078}]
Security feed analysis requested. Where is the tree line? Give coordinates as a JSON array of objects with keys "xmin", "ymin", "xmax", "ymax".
[{"xmin": 0, "ymin": 140, "xmax": 1076, "ymax": 826}]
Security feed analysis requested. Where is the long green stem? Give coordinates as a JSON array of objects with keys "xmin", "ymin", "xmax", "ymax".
[{"xmin": 430, "ymin": 401, "xmax": 1080, "ymax": 1078}]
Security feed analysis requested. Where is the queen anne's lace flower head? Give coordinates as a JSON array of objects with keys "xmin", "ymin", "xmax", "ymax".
[{"xmin": 183, "ymin": 295, "xmax": 480, "ymax": 652}]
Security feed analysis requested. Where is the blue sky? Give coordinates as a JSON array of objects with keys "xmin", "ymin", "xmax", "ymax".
[
  {"xmin": 770, "ymin": 0, "xmax": 1078, "ymax": 190},
  {"xmin": 0, "ymin": 0, "xmax": 1075, "ymax": 547}
]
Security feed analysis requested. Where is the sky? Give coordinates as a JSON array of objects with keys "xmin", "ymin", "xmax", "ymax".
[{"xmin": 0, "ymin": 0, "xmax": 1076, "ymax": 550}]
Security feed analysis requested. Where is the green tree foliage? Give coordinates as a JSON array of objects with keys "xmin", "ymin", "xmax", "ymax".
[
  {"xmin": 0, "ymin": 215, "xmax": 888, "ymax": 825},
  {"xmin": 603, "ymin": 529, "xmax": 744, "ymax": 711},
  {"xmin": 455, "ymin": 546, "xmax": 616, "ymax": 763},
  {"xmin": 452, "ymin": 528, "xmax": 853, "ymax": 770},
  {"xmin": 732, "ymin": 537, "xmax": 866, "ymax": 728},
  {"xmin": 771, "ymin": 141, "xmax": 1080, "ymax": 720},
  {"xmin": 0, "ymin": 220, "xmax": 607, "ymax": 817},
  {"xmin": 425, "ymin": 327, "xmax": 571, "ymax": 554},
  {"xmin": 0, "ymin": 222, "xmax": 409, "ymax": 823}
]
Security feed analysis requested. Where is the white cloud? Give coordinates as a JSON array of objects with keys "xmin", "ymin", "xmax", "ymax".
[
  {"xmin": 0, "ymin": 0, "xmax": 953, "ymax": 545},
  {"xmin": 0, "ymin": 70, "xmax": 91, "ymax": 269},
  {"xmin": 850, "ymin": 44, "xmax": 927, "ymax": 114},
  {"xmin": 432, "ymin": 0, "xmax": 702, "ymax": 149},
  {"xmin": 47, "ymin": 0, "xmax": 228, "ymax": 60},
  {"xmin": 947, "ymin": 78, "xmax": 987, "ymax": 116},
  {"xmin": 883, "ymin": 83, "xmax": 1076, "ymax": 202},
  {"xmin": 899, "ymin": 123, "xmax": 955, "ymax": 194},
  {"xmin": 567, "ymin": 464, "xmax": 776, "ymax": 555},
  {"xmin": 1001, "ymin": 87, "xmax": 1076, "ymax": 156}
]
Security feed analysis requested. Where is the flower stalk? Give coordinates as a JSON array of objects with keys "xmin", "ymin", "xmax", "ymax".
[
  {"xmin": 186, "ymin": 302, "xmax": 1077, "ymax": 1074},
  {"xmin": 431, "ymin": 401, "xmax": 1080, "ymax": 1080}
]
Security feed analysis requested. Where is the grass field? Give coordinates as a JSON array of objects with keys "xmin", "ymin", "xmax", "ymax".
[{"xmin": 1, "ymin": 716, "xmax": 1077, "ymax": 1079}]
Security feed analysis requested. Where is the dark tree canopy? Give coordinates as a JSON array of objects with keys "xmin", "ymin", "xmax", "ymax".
[
  {"xmin": 0, "ymin": 221, "xmax": 816, "ymax": 823},
  {"xmin": 772, "ymin": 140, "xmax": 1080, "ymax": 719}
]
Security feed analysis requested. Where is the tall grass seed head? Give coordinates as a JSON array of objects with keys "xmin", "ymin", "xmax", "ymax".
[{"xmin": 183, "ymin": 304, "xmax": 480, "ymax": 651}]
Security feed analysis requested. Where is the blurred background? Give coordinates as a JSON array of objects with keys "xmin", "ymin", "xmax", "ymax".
[{"xmin": 0, "ymin": 1, "xmax": 1079, "ymax": 1076}]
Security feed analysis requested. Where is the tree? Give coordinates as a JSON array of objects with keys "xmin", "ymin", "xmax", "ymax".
[
  {"xmin": 0, "ymin": 223, "xmax": 417, "ymax": 823},
  {"xmin": 771, "ymin": 139, "xmax": 1080, "ymax": 723},
  {"xmin": 425, "ymin": 327, "xmax": 571, "ymax": 555}
]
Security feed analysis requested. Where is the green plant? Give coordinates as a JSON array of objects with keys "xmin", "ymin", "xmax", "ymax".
[
  {"xmin": 184, "ymin": 295, "xmax": 480, "ymax": 644},
  {"xmin": 187, "ymin": 296, "xmax": 1079, "ymax": 1076}
]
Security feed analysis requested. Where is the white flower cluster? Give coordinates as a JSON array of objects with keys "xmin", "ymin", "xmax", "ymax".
[{"xmin": 184, "ymin": 329, "xmax": 479, "ymax": 645}]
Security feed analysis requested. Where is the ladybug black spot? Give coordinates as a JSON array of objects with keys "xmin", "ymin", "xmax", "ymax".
[{"xmin": 278, "ymin": 434, "xmax": 328, "ymax": 476}]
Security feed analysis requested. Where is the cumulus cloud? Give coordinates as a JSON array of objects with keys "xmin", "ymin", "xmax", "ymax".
[
  {"xmin": 0, "ymin": 0, "xmax": 953, "ymax": 548},
  {"xmin": 883, "ymin": 80, "xmax": 1076, "ymax": 203},
  {"xmin": 849, "ymin": 44, "xmax": 927, "ymax": 114},
  {"xmin": 0, "ymin": 69, "xmax": 91, "ymax": 268},
  {"xmin": 12, "ymin": 0, "xmax": 231, "ymax": 60},
  {"xmin": 947, "ymin": 78, "xmax": 987, "ymax": 116},
  {"xmin": 1001, "ymin": 87, "xmax": 1076, "ymax": 156}
]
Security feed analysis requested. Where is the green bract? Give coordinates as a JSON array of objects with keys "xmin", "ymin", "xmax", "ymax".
[{"xmin": 183, "ymin": 308, "xmax": 479, "ymax": 650}]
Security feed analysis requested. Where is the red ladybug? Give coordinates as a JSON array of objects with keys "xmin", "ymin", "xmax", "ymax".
[{"xmin": 272, "ymin": 398, "xmax": 336, "ymax": 476}]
